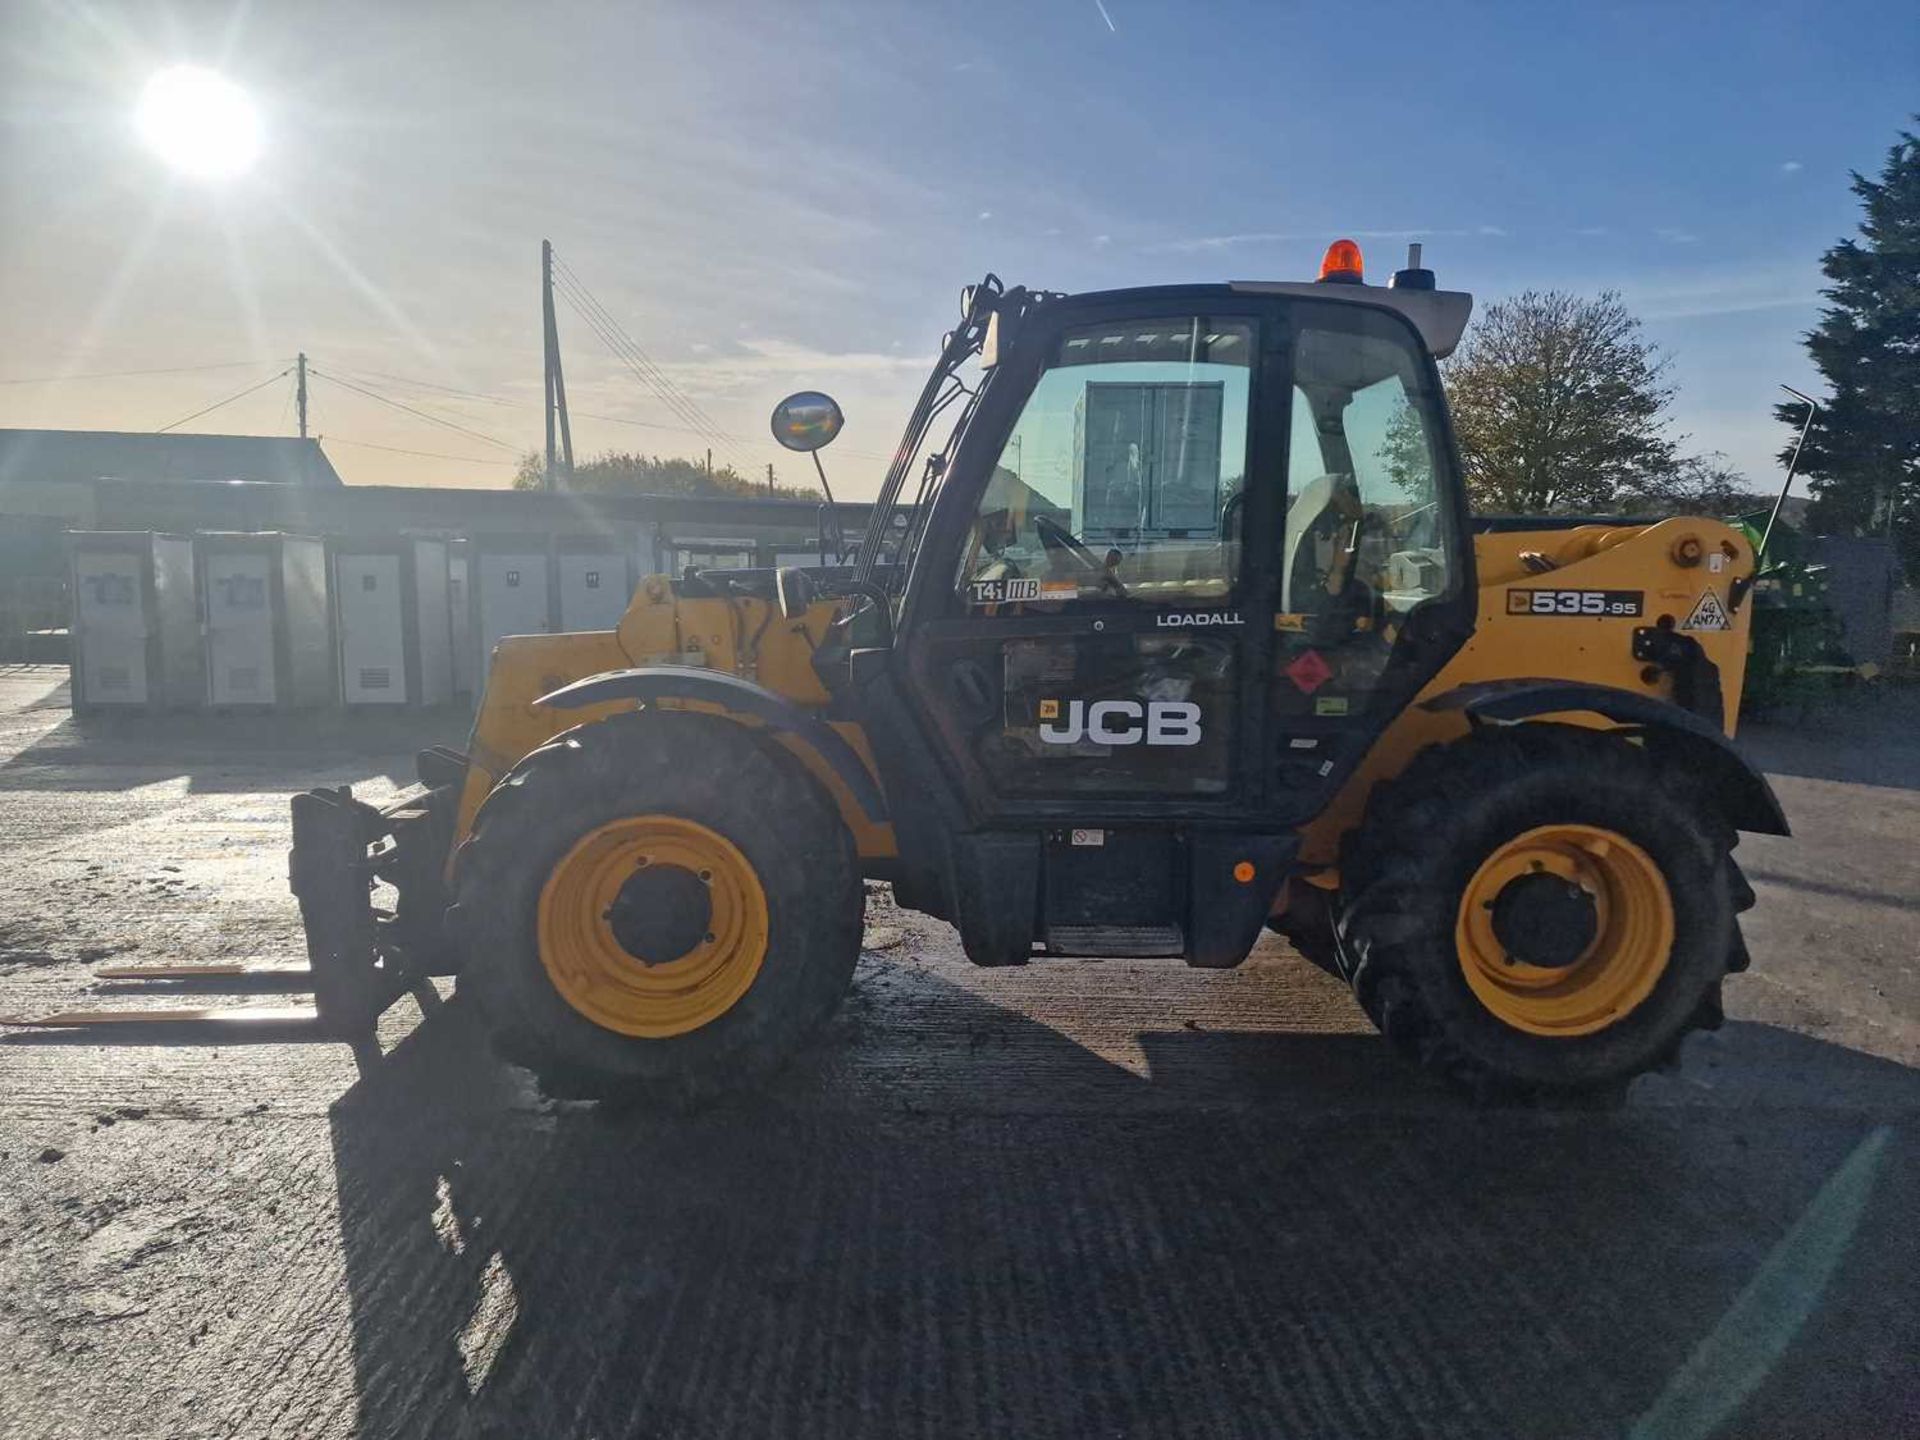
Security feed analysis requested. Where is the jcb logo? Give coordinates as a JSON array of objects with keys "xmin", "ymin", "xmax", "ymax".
[{"xmin": 1038, "ymin": 699, "xmax": 1202, "ymax": 747}]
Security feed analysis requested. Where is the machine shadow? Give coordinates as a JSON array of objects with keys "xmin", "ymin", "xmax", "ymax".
[
  {"xmin": 0, "ymin": 703, "xmax": 466, "ymax": 795},
  {"xmin": 321, "ymin": 980, "xmax": 1918, "ymax": 1440}
]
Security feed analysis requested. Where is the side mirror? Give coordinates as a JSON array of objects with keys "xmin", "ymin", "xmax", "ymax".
[
  {"xmin": 770, "ymin": 391, "xmax": 844, "ymax": 452},
  {"xmin": 775, "ymin": 565, "xmax": 815, "ymax": 620}
]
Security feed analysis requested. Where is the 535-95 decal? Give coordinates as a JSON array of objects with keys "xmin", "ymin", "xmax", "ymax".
[{"xmin": 1506, "ymin": 588, "xmax": 1646, "ymax": 618}]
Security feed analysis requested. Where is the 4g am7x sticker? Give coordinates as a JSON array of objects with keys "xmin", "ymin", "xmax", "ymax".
[
  {"xmin": 1505, "ymin": 588, "xmax": 1646, "ymax": 618},
  {"xmin": 1682, "ymin": 588, "xmax": 1732, "ymax": 631}
]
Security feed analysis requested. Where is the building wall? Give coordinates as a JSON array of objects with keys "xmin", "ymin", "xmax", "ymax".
[{"xmin": 0, "ymin": 476, "xmax": 874, "ymax": 626}]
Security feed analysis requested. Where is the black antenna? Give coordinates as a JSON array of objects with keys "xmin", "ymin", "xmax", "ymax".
[{"xmin": 1732, "ymin": 384, "xmax": 1819, "ymax": 612}]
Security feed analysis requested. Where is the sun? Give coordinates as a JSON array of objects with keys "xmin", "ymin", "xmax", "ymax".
[{"xmin": 135, "ymin": 66, "xmax": 263, "ymax": 180}]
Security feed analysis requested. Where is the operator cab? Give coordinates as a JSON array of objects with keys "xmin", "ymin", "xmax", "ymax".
[{"xmin": 775, "ymin": 243, "xmax": 1478, "ymax": 966}]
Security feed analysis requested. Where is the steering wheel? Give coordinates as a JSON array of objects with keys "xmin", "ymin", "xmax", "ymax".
[
  {"xmin": 1033, "ymin": 513, "xmax": 1101, "ymax": 573},
  {"xmin": 1034, "ymin": 514, "xmax": 1129, "ymax": 599}
]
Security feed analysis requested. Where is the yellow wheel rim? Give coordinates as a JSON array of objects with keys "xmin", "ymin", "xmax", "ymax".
[
  {"xmin": 536, "ymin": 814, "xmax": 768, "ymax": 1038},
  {"xmin": 1454, "ymin": 823, "xmax": 1674, "ymax": 1037}
]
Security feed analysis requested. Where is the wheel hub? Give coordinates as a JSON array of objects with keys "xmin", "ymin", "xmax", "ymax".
[
  {"xmin": 536, "ymin": 814, "xmax": 770, "ymax": 1038},
  {"xmin": 1488, "ymin": 871, "xmax": 1598, "ymax": 970},
  {"xmin": 1454, "ymin": 823, "xmax": 1676, "ymax": 1037},
  {"xmin": 604, "ymin": 863, "xmax": 712, "ymax": 967}
]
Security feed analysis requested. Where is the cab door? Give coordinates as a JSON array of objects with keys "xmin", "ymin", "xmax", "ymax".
[
  {"xmin": 898, "ymin": 301, "xmax": 1283, "ymax": 829},
  {"xmin": 895, "ymin": 292, "xmax": 1474, "ymax": 834}
]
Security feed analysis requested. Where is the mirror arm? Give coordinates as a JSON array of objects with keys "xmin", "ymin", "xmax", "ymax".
[{"xmin": 812, "ymin": 450, "xmax": 849, "ymax": 563}]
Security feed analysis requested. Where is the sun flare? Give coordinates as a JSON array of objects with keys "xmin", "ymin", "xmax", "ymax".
[{"xmin": 134, "ymin": 65, "xmax": 263, "ymax": 180}]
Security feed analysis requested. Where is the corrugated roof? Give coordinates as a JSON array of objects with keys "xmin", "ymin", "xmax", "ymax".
[{"xmin": 0, "ymin": 429, "xmax": 343, "ymax": 487}]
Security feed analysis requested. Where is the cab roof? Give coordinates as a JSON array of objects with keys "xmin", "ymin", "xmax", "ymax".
[{"xmin": 1043, "ymin": 278, "xmax": 1474, "ymax": 360}]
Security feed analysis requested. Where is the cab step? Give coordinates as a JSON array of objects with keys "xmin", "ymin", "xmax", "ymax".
[{"xmin": 1043, "ymin": 924, "xmax": 1186, "ymax": 958}]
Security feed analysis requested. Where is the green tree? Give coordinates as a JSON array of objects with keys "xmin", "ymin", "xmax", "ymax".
[
  {"xmin": 512, "ymin": 450, "xmax": 820, "ymax": 500},
  {"xmin": 1616, "ymin": 452, "xmax": 1774, "ymax": 519},
  {"xmin": 1443, "ymin": 289, "xmax": 1677, "ymax": 513},
  {"xmin": 1776, "ymin": 124, "xmax": 1920, "ymax": 571}
]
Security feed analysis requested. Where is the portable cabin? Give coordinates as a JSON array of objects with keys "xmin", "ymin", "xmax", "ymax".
[
  {"xmin": 66, "ymin": 531, "xmax": 203, "ymax": 711},
  {"xmin": 469, "ymin": 534, "xmax": 555, "ymax": 686},
  {"xmin": 329, "ymin": 535, "xmax": 455, "ymax": 707},
  {"xmin": 555, "ymin": 534, "xmax": 636, "ymax": 633},
  {"xmin": 194, "ymin": 532, "xmax": 333, "ymax": 709},
  {"xmin": 447, "ymin": 539, "xmax": 475, "ymax": 698}
]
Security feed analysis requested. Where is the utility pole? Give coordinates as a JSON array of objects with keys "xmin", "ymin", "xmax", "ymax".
[
  {"xmin": 295, "ymin": 352, "xmax": 307, "ymax": 439},
  {"xmin": 766, "ymin": 462, "xmax": 774, "ymax": 495},
  {"xmin": 541, "ymin": 240, "xmax": 575, "ymax": 491},
  {"xmin": 705, "ymin": 447, "xmax": 712, "ymax": 476}
]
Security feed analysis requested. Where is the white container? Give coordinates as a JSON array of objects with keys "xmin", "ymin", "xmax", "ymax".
[
  {"xmin": 470, "ymin": 536, "xmax": 554, "ymax": 690},
  {"xmin": 330, "ymin": 536, "xmax": 455, "ymax": 707},
  {"xmin": 447, "ymin": 540, "xmax": 475, "ymax": 698},
  {"xmin": 555, "ymin": 537, "xmax": 635, "ymax": 632},
  {"xmin": 195, "ymin": 533, "xmax": 333, "ymax": 710},
  {"xmin": 67, "ymin": 532, "xmax": 203, "ymax": 710}
]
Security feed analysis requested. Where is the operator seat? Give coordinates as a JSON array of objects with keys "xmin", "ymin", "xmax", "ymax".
[{"xmin": 1283, "ymin": 472, "xmax": 1357, "ymax": 612}]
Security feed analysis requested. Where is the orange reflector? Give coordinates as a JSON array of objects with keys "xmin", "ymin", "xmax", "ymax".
[
  {"xmin": 1319, "ymin": 238, "xmax": 1365, "ymax": 284},
  {"xmin": 1232, "ymin": 861, "xmax": 1256, "ymax": 884}
]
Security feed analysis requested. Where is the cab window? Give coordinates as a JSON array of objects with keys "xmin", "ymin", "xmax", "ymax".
[
  {"xmin": 1284, "ymin": 308, "xmax": 1452, "ymax": 619},
  {"xmin": 958, "ymin": 317, "xmax": 1254, "ymax": 608}
]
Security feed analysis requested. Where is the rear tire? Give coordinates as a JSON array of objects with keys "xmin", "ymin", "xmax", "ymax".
[
  {"xmin": 450, "ymin": 710, "xmax": 863, "ymax": 1103},
  {"xmin": 1338, "ymin": 724, "xmax": 1736, "ymax": 1095}
]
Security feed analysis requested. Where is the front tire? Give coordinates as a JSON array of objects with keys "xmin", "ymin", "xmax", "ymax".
[
  {"xmin": 450, "ymin": 710, "xmax": 863, "ymax": 1102},
  {"xmin": 1338, "ymin": 724, "xmax": 1736, "ymax": 1095}
]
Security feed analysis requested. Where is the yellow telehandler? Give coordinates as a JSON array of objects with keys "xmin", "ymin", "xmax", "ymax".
[{"xmin": 72, "ymin": 241, "xmax": 1795, "ymax": 1100}]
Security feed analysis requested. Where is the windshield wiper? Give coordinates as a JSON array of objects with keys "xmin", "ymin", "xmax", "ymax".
[{"xmin": 853, "ymin": 275, "xmax": 1007, "ymax": 585}]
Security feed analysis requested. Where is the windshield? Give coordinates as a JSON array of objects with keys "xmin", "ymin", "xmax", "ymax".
[{"xmin": 957, "ymin": 317, "xmax": 1253, "ymax": 605}]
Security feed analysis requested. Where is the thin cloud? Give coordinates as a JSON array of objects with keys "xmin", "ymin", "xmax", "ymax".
[
  {"xmin": 1093, "ymin": 0, "xmax": 1117, "ymax": 33},
  {"xmin": 1626, "ymin": 265, "xmax": 1821, "ymax": 321},
  {"xmin": 1147, "ymin": 224, "xmax": 1506, "ymax": 255},
  {"xmin": 1780, "ymin": 160, "xmax": 1804, "ymax": 174},
  {"xmin": 1654, "ymin": 227, "xmax": 1702, "ymax": 245}
]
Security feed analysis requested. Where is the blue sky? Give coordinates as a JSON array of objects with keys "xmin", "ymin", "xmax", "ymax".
[{"xmin": 1, "ymin": 1, "xmax": 1913, "ymax": 495}]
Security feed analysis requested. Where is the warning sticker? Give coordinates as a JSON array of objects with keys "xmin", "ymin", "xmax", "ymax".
[
  {"xmin": 1682, "ymin": 588, "xmax": 1731, "ymax": 632},
  {"xmin": 1038, "ymin": 580, "xmax": 1080, "ymax": 598},
  {"xmin": 1285, "ymin": 649, "xmax": 1333, "ymax": 694}
]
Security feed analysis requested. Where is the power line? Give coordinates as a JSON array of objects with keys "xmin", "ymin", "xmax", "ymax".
[
  {"xmin": 330, "ymin": 366, "xmax": 527, "ymax": 409},
  {"xmin": 305, "ymin": 367, "xmax": 521, "ymax": 453},
  {"xmin": 155, "ymin": 368, "xmax": 292, "ymax": 433},
  {"xmin": 327, "ymin": 359, "xmax": 893, "ymax": 459},
  {"xmin": 548, "ymin": 257, "xmax": 753, "ymax": 472},
  {"xmin": 553, "ymin": 266, "xmax": 743, "ymax": 466},
  {"xmin": 1, "ymin": 359, "xmax": 273, "ymax": 386},
  {"xmin": 322, "ymin": 435, "xmax": 520, "ymax": 466},
  {"xmin": 550, "ymin": 270, "xmax": 741, "ymax": 465},
  {"xmin": 569, "ymin": 407, "xmax": 889, "ymax": 460}
]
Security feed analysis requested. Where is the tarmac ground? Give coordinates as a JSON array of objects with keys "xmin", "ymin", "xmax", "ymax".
[{"xmin": 0, "ymin": 664, "xmax": 1914, "ymax": 1439}]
